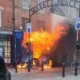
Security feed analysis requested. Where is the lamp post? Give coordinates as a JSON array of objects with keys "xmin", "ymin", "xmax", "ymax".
[
  {"xmin": 75, "ymin": 3, "xmax": 80, "ymax": 76},
  {"xmin": 27, "ymin": 3, "xmax": 32, "ymax": 72},
  {"xmin": 12, "ymin": 0, "xmax": 15, "ymax": 29},
  {"xmin": 12, "ymin": 0, "xmax": 17, "ymax": 73},
  {"xmin": 75, "ymin": 30, "xmax": 79, "ymax": 76}
]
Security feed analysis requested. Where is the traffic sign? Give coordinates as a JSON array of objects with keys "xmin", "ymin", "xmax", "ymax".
[
  {"xmin": 26, "ymin": 23, "xmax": 31, "ymax": 33},
  {"xmin": 75, "ymin": 17, "xmax": 80, "ymax": 30}
]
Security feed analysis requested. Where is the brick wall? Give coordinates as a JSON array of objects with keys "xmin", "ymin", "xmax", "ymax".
[
  {"xmin": 0, "ymin": 0, "xmax": 52, "ymax": 33},
  {"xmin": 0, "ymin": 0, "xmax": 12, "ymax": 28}
]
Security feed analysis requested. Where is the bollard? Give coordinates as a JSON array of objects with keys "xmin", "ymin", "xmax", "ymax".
[
  {"xmin": 75, "ymin": 62, "xmax": 78, "ymax": 76},
  {"xmin": 28, "ymin": 65, "xmax": 30, "ymax": 72},
  {"xmin": 28, "ymin": 60, "xmax": 31, "ymax": 72},
  {"xmin": 41, "ymin": 62, "xmax": 44, "ymax": 71},
  {"xmin": 15, "ymin": 65, "xmax": 17, "ymax": 73},
  {"xmin": 62, "ymin": 63, "xmax": 65, "ymax": 77},
  {"xmin": 15, "ymin": 62, "xmax": 17, "ymax": 73},
  {"xmin": 28, "ymin": 68, "xmax": 30, "ymax": 72}
]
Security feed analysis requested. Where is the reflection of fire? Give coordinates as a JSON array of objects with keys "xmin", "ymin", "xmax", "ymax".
[
  {"xmin": 17, "ymin": 60, "xmax": 52, "ymax": 69},
  {"xmin": 17, "ymin": 63, "xmax": 27, "ymax": 69},
  {"xmin": 44, "ymin": 65, "xmax": 51, "ymax": 69},
  {"xmin": 44, "ymin": 60, "xmax": 52, "ymax": 69}
]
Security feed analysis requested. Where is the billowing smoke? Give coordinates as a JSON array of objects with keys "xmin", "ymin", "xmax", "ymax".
[
  {"xmin": 21, "ymin": 19, "xmax": 76, "ymax": 66},
  {"xmin": 50, "ymin": 20, "xmax": 76, "ymax": 65}
]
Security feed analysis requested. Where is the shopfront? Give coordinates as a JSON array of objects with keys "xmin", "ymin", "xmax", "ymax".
[
  {"xmin": 0, "ymin": 30, "xmax": 23, "ymax": 67},
  {"xmin": 0, "ymin": 31, "xmax": 12, "ymax": 65}
]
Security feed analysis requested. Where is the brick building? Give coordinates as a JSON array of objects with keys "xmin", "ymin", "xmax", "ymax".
[
  {"xmin": 0, "ymin": 0, "xmax": 52, "ymax": 65},
  {"xmin": 0, "ymin": 0, "xmax": 52, "ymax": 31},
  {"xmin": 14, "ymin": 0, "xmax": 52, "ymax": 32}
]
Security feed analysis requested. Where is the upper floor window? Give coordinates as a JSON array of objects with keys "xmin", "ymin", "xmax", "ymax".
[
  {"xmin": 22, "ymin": 17, "xmax": 29, "ymax": 31},
  {"xmin": 22, "ymin": 0, "xmax": 30, "ymax": 10},
  {"xmin": 37, "ymin": 0, "xmax": 45, "ymax": 13}
]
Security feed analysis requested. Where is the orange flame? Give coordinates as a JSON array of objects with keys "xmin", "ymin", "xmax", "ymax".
[
  {"xmin": 21, "ymin": 23, "xmax": 69, "ymax": 59},
  {"xmin": 17, "ymin": 63, "xmax": 27, "ymax": 69}
]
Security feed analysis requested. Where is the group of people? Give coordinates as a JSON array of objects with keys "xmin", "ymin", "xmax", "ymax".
[{"xmin": 0, "ymin": 56, "xmax": 11, "ymax": 80}]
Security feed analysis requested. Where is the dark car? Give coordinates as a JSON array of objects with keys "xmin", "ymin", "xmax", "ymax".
[{"xmin": 0, "ymin": 56, "xmax": 11, "ymax": 80}]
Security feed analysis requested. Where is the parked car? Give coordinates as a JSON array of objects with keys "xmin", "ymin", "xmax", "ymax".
[{"xmin": 0, "ymin": 56, "xmax": 11, "ymax": 80}]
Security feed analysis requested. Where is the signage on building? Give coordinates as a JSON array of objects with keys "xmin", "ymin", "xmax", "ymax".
[
  {"xmin": 26, "ymin": 23, "xmax": 31, "ymax": 33},
  {"xmin": 75, "ymin": 17, "xmax": 80, "ymax": 30}
]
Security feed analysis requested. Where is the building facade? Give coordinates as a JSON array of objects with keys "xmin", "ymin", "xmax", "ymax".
[
  {"xmin": 0, "ymin": 0, "xmax": 79, "ymax": 67},
  {"xmin": 0, "ymin": 0, "xmax": 52, "ymax": 65}
]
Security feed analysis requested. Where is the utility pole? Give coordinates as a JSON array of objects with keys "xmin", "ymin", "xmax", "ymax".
[
  {"xmin": 12, "ymin": 0, "xmax": 15, "ymax": 30},
  {"xmin": 27, "ymin": 2, "xmax": 31, "ymax": 72},
  {"xmin": 75, "ymin": 30, "xmax": 79, "ymax": 76},
  {"xmin": 75, "ymin": 3, "xmax": 80, "ymax": 76},
  {"xmin": 12, "ymin": 0, "xmax": 17, "ymax": 73}
]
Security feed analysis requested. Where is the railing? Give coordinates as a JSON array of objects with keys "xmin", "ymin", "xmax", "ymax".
[{"xmin": 71, "ymin": 61, "xmax": 80, "ymax": 71}]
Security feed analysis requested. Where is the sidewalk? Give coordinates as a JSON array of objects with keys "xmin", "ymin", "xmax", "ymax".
[
  {"xmin": 34, "ymin": 75, "xmax": 80, "ymax": 80},
  {"xmin": 8, "ymin": 67, "xmax": 62, "ymax": 74},
  {"xmin": 8, "ymin": 68, "xmax": 80, "ymax": 80}
]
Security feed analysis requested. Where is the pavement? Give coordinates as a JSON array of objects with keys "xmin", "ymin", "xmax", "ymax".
[{"xmin": 8, "ymin": 67, "xmax": 80, "ymax": 80}]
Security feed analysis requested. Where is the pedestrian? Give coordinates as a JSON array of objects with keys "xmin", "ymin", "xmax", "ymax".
[{"xmin": 0, "ymin": 56, "xmax": 11, "ymax": 80}]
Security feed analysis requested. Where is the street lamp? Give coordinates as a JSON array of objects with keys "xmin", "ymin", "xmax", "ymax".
[
  {"xmin": 75, "ymin": 30, "xmax": 79, "ymax": 76},
  {"xmin": 12, "ymin": 0, "xmax": 17, "ymax": 73},
  {"xmin": 27, "ymin": 2, "xmax": 32, "ymax": 72},
  {"xmin": 74, "ymin": 3, "xmax": 80, "ymax": 76}
]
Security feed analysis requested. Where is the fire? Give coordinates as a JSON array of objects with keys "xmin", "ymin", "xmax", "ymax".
[
  {"xmin": 21, "ymin": 23, "xmax": 69, "ymax": 68},
  {"xmin": 44, "ymin": 60, "xmax": 52, "ymax": 69},
  {"xmin": 17, "ymin": 63, "xmax": 27, "ymax": 69},
  {"xmin": 22, "ymin": 30, "xmax": 53, "ymax": 59},
  {"xmin": 44, "ymin": 65, "xmax": 51, "ymax": 69}
]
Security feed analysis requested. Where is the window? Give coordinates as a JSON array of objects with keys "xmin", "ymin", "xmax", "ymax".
[
  {"xmin": 22, "ymin": 0, "xmax": 30, "ymax": 10},
  {"xmin": 37, "ymin": 0, "xmax": 45, "ymax": 13},
  {"xmin": 22, "ymin": 18, "xmax": 29, "ymax": 31},
  {"xmin": 37, "ymin": 20, "xmax": 45, "ymax": 31},
  {"xmin": 0, "ymin": 10, "xmax": 1, "ymax": 27},
  {"xmin": 0, "ymin": 35, "xmax": 11, "ymax": 64}
]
